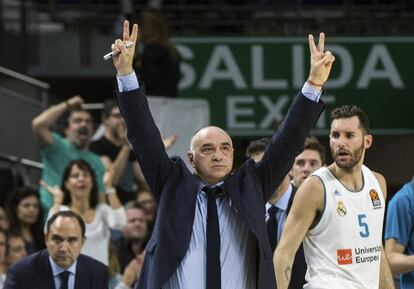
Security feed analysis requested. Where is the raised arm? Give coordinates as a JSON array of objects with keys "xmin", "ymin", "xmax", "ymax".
[
  {"xmin": 255, "ymin": 33, "xmax": 334, "ymax": 199},
  {"xmin": 31, "ymin": 95, "xmax": 84, "ymax": 148},
  {"xmin": 274, "ymin": 176, "xmax": 324, "ymax": 289},
  {"xmin": 112, "ymin": 21, "xmax": 173, "ymax": 201}
]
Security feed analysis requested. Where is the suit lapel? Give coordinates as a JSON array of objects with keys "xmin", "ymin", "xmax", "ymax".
[
  {"xmin": 37, "ymin": 250, "xmax": 58, "ymax": 289},
  {"xmin": 224, "ymin": 176, "xmax": 242, "ymax": 215},
  {"xmin": 74, "ymin": 256, "xmax": 89, "ymax": 289}
]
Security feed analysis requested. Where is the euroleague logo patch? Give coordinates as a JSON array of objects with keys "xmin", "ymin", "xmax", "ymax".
[
  {"xmin": 337, "ymin": 249, "xmax": 353, "ymax": 265},
  {"xmin": 369, "ymin": 189, "xmax": 382, "ymax": 209}
]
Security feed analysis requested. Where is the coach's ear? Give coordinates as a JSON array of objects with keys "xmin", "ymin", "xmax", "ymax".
[
  {"xmin": 188, "ymin": 151, "xmax": 195, "ymax": 168},
  {"xmin": 364, "ymin": 134, "xmax": 373, "ymax": 149}
]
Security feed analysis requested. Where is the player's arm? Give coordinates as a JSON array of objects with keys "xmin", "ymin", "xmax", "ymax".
[
  {"xmin": 274, "ymin": 176, "xmax": 324, "ymax": 289},
  {"xmin": 372, "ymin": 171, "xmax": 395, "ymax": 289},
  {"xmin": 380, "ymin": 245, "xmax": 396, "ymax": 289},
  {"xmin": 385, "ymin": 238, "xmax": 414, "ymax": 273}
]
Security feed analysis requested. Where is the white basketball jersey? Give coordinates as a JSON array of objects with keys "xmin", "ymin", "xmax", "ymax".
[{"xmin": 303, "ymin": 165, "xmax": 385, "ymax": 289}]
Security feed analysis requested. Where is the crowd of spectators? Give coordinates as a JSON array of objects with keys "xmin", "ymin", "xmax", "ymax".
[{"xmin": 0, "ymin": 86, "xmax": 175, "ymax": 288}]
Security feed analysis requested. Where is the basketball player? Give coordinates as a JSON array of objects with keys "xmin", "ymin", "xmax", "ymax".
[{"xmin": 273, "ymin": 105, "xmax": 395, "ymax": 289}]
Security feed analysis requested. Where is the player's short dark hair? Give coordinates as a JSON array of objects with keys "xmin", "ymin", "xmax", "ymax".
[{"xmin": 330, "ymin": 105, "xmax": 370, "ymax": 134}]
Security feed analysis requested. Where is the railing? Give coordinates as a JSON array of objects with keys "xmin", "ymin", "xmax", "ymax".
[
  {"xmin": 0, "ymin": 152, "xmax": 43, "ymax": 170},
  {"xmin": 0, "ymin": 65, "xmax": 49, "ymax": 108}
]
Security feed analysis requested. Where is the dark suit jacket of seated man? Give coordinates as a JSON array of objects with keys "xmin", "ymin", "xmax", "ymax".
[{"xmin": 4, "ymin": 211, "xmax": 109, "ymax": 289}]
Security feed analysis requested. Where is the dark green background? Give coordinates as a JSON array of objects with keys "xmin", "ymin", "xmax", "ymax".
[{"xmin": 176, "ymin": 37, "xmax": 414, "ymax": 136}]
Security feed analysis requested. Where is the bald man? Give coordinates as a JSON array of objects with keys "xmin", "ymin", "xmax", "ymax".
[{"xmin": 112, "ymin": 20, "xmax": 334, "ymax": 289}]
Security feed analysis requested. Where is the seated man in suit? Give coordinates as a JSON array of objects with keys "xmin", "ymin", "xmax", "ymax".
[
  {"xmin": 111, "ymin": 21, "xmax": 334, "ymax": 289},
  {"xmin": 4, "ymin": 211, "xmax": 108, "ymax": 289}
]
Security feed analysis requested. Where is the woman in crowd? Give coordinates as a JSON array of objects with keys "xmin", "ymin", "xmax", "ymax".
[
  {"xmin": 6, "ymin": 187, "xmax": 45, "ymax": 254},
  {"xmin": 134, "ymin": 8, "xmax": 180, "ymax": 97},
  {"xmin": 42, "ymin": 159, "xmax": 126, "ymax": 265}
]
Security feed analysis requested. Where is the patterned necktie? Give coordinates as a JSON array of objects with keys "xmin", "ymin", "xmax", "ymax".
[
  {"xmin": 267, "ymin": 205, "xmax": 279, "ymax": 252},
  {"xmin": 59, "ymin": 271, "xmax": 70, "ymax": 289},
  {"xmin": 203, "ymin": 186, "xmax": 221, "ymax": 289}
]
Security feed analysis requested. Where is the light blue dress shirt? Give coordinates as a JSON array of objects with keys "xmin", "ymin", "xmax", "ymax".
[
  {"xmin": 49, "ymin": 257, "xmax": 77, "ymax": 289},
  {"xmin": 265, "ymin": 184, "xmax": 293, "ymax": 243},
  {"xmin": 164, "ymin": 183, "xmax": 257, "ymax": 289}
]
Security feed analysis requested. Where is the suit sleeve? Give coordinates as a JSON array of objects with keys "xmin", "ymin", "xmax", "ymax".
[
  {"xmin": 116, "ymin": 86, "xmax": 173, "ymax": 203},
  {"xmin": 3, "ymin": 267, "xmax": 22, "ymax": 289},
  {"xmin": 255, "ymin": 92, "xmax": 325, "ymax": 201}
]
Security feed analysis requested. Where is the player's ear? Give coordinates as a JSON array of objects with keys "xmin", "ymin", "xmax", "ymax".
[{"xmin": 364, "ymin": 134, "xmax": 372, "ymax": 149}]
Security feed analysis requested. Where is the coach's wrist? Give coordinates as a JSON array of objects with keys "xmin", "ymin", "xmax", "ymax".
[{"xmin": 117, "ymin": 67, "xmax": 133, "ymax": 77}]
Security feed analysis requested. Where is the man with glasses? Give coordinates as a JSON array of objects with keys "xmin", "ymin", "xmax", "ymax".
[{"xmin": 91, "ymin": 99, "xmax": 148, "ymax": 204}]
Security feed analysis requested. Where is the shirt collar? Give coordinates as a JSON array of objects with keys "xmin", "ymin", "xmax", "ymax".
[
  {"xmin": 266, "ymin": 184, "xmax": 293, "ymax": 212},
  {"xmin": 197, "ymin": 178, "xmax": 224, "ymax": 193},
  {"xmin": 49, "ymin": 256, "xmax": 77, "ymax": 277}
]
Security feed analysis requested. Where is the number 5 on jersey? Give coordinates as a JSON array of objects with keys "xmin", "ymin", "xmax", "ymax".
[{"xmin": 358, "ymin": 214, "xmax": 370, "ymax": 238}]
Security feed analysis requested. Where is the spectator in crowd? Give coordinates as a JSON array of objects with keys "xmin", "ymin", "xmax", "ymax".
[
  {"xmin": 0, "ymin": 208, "xmax": 9, "ymax": 231},
  {"xmin": 385, "ymin": 177, "xmax": 414, "ymax": 289},
  {"xmin": 112, "ymin": 201, "xmax": 148, "ymax": 289},
  {"xmin": 116, "ymin": 201, "xmax": 148, "ymax": 273},
  {"xmin": 134, "ymin": 8, "xmax": 180, "ymax": 97},
  {"xmin": 112, "ymin": 21, "xmax": 330, "ymax": 289},
  {"xmin": 108, "ymin": 242, "xmax": 122, "ymax": 289},
  {"xmin": 0, "ymin": 229, "xmax": 7, "ymax": 288},
  {"xmin": 31, "ymin": 95, "xmax": 106, "ymax": 214},
  {"xmin": 90, "ymin": 98, "xmax": 177, "ymax": 205},
  {"xmin": 289, "ymin": 136, "xmax": 326, "ymax": 188},
  {"xmin": 5, "ymin": 233, "xmax": 27, "ymax": 268},
  {"xmin": 247, "ymin": 137, "xmax": 316, "ymax": 289},
  {"xmin": 113, "ymin": 256, "xmax": 145, "ymax": 289},
  {"xmin": 274, "ymin": 105, "xmax": 394, "ymax": 289},
  {"xmin": 90, "ymin": 99, "xmax": 149, "ymax": 204},
  {"xmin": 6, "ymin": 187, "xmax": 45, "ymax": 254},
  {"xmin": 136, "ymin": 190, "xmax": 156, "ymax": 227},
  {"xmin": 42, "ymin": 159, "xmax": 126, "ymax": 266},
  {"xmin": 4, "ymin": 210, "xmax": 109, "ymax": 289}
]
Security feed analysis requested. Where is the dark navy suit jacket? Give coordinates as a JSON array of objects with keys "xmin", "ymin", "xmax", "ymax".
[
  {"xmin": 117, "ymin": 85, "xmax": 325, "ymax": 289},
  {"xmin": 4, "ymin": 249, "xmax": 108, "ymax": 289}
]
